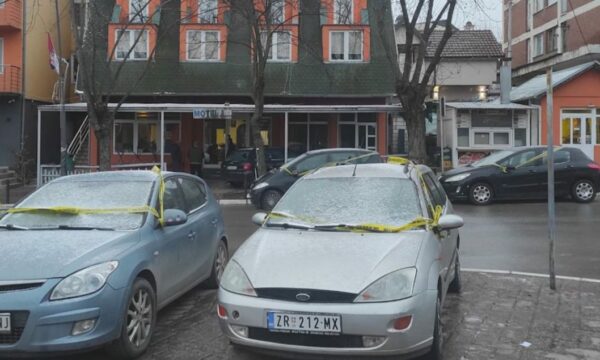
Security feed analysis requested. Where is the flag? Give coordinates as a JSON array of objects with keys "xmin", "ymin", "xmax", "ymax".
[{"xmin": 47, "ymin": 33, "xmax": 60, "ymax": 75}]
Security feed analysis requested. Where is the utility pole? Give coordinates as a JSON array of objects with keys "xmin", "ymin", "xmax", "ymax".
[
  {"xmin": 55, "ymin": 0, "xmax": 67, "ymax": 175},
  {"xmin": 546, "ymin": 67, "xmax": 556, "ymax": 291}
]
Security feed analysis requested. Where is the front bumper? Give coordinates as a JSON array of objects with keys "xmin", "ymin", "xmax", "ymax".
[
  {"xmin": 441, "ymin": 182, "xmax": 469, "ymax": 201},
  {"xmin": 0, "ymin": 279, "xmax": 127, "ymax": 356},
  {"xmin": 218, "ymin": 288, "xmax": 437, "ymax": 358},
  {"xmin": 248, "ymin": 187, "xmax": 265, "ymax": 208}
]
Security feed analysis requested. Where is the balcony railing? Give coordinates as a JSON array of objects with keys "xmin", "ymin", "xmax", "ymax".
[
  {"xmin": 0, "ymin": 0, "xmax": 22, "ymax": 29},
  {"xmin": 0, "ymin": 65, "xmax": 22, "ymax": 94}
]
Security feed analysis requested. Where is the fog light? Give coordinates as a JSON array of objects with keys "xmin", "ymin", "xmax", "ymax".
[
  {"xmin": 393, "ymin": 315, "xmax": 413, "ymax": 331},
  {"xmin": 455, "ymin": 186, "xmax": 461, "ymax": 194},
  {"xmin": 362, "ymin": 336, "xmax": 386, "ymax": 348},
  {"xmin": 231, "ymin": 325, "xmax": 249, "ymax": 338},
  {"xmin": 217, "ymin": 304, "xmax": 228, "ymax": 319},
  {"xmin": 72, "ymin": 319, "xmax": 96, "ymax": 336}
]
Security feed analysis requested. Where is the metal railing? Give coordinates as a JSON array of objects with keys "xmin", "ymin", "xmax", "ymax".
[
  {"xmin": 67, "ymin": 116, "xmax": 90, "ymax": 162},
  {"xmin": 0, "ymin": 0, "xmax": 22, "ymax": 29},
  {"xmin": 39, "ymin": 163, "xmax": 162, "ymax": 185},
  {"xmin": 0, "ymin": 65, "xmax": 22, "ymax": 94}
]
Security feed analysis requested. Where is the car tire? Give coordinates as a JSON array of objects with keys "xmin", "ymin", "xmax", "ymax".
[
  {"xmin": 423, "ymin": 295, "xmax": 443, "ymax": 360},
  {"xmin": 261, "ymin": 189, "xmax": 283, "ymax": 211},
  {"xmin": 107, "ymin": 278, "xmax": 156, "ymax": 360},
  {"xmin": 469, "ymin": 182, "xmax": 494, "ymax": 205},
  {"xmin": 204, "ymin": 239, "xmax": 228, "ymax": 289},
  {"xmin": 571, "ymin": 179, "xmax": 596, "ymax": 203},
  {"xmin": 448, "ymin": 250, "xmax": 461, "ymax": 293}
]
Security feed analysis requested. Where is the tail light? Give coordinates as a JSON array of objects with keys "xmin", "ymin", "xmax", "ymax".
[
  {"xmin": 242, "ymin": 162, "xmax": 253, "ymax": 171},
  {"xmin": 217, "ymin": 304, "xmax": 228, "ymax": 319},
  {"xmin": 588, "ymin": 163, "xmax": 600, "ymax": 171}
]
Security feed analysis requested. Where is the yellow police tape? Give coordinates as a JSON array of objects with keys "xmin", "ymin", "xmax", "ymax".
[{"xmin": 0, "ymin": 166, "xmax": 166, "ymax": 226}]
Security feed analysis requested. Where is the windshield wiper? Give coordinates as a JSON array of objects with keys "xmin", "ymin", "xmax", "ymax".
[
  {"xmin": 264, "ymin": 221, "xmax": 314, "ymax": 230},
  {"xmin": 0, "ymin": 224, "xmax": 29, "ymax": 230},
  {"xmin": 313, "ymin": 223, "xmax": 388, "ymax": 232},
  {"xmin": 55, "ymin": 225, "xmax": 115, "ymax": 231}
]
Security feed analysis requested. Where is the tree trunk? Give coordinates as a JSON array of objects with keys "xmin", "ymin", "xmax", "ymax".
[
  {"xmin": 404, "ymin": 104, "xmax": 428, "ymax": 163},
  {"xmin": 89, "ymin": 110, "xmax": 114, "ymax": 171},
  {"xmin": 250, "ymin": 101, "xmax": 266, "ymax": 178}
]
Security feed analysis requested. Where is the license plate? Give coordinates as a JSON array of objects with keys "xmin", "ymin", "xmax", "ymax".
[
  {"xmin": 0, "ymin": 314, "xmax": 10, "ymax": 334},
  {"xmin": 227, "ymin": 166, "xmax": 237, "ymax": 170},
  {"xmin": 267, "ymin": 312, "xmax": 341, "ymax": 334}
]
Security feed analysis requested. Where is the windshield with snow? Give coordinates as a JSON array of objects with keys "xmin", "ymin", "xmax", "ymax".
[
  {"xmin": 271, "ymin": 177, "xmax": 421, "ymax": 227},
  {"xmin": 0, "ymin": 180, "xmax": 155, "ymax": 230}
]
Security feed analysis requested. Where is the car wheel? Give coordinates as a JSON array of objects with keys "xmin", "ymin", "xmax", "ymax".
[
  {"xmin": 423, "ymin": 296, "xmax": 443, "ymax": 360},
  {"xmin": 571, "ymin": 179, "xmax": 596, "ymax": 203},
  {"xmin": 107, "ymin": 278, "xmax": 156, "ymax": 359},
  {"xmin": 448, "ymin": 250, "xmax": 461, "ymax": 293},
  {"xmin": 204, "ymin": 239, "xmax": 229, "ymax": 289},
  {"xmin": 469, "ymin": 183, "xmax": 493, "ymax": 205},
  {"xmin": 261, "ymin": 190, "xmax": 282, "ymax": 211}
]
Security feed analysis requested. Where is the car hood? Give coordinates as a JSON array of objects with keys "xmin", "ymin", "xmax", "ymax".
[
  {"xmin": 254, "ymin": 169, "xmax": 277, "ymax": 184},
  {"xmin": 233, "ymin": 229, "xmax": 425, "ymax": 294},
  {"xmin": 441, "ymin": 164, "xmax": 495, "ymax": 179},
  {"xmin": 0, "ymin": 230, "xmax": 139, "ymax": 281}
]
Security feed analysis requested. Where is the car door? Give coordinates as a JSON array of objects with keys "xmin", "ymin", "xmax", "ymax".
[
  {"xmin": 179, "ymin": 177, "xmax": 218, "ymax": 283},
  {"xmin": 493, "ymin": 149, "xmax": 544, "ymax": 198},
  {"xmin": 422, "ymin": 173, "xmax": 455, "ymax": 290},
  {"xmin": 154, "ymin": 176, "xmax": 198, "ymax": 300},
  {"xmin": 548, "ymin": 149, "xmax": 574, "ymax": 197}
]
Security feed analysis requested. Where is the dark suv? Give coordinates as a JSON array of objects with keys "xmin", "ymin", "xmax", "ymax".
[
  {"xmin": 221, "ymin": 148, "xmax": 296, "ymax": 187},
  {"xmin": 248, "ymin": 148, "xmax": 382, "ymax": 210}
]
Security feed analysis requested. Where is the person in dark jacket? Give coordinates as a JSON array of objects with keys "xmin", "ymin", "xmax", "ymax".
[
  {"xmin": 189, "ymin": 141, "xmax": 204, "ymax": 177},
  {"xmin": 164, "ymin": 131, "xmax": 182, "ymax": 172}
]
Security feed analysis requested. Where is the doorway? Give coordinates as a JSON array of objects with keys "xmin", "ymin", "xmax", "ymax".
[{"xmin": 561, "ymin": 109, "xmax": 597, "ymax": 159}]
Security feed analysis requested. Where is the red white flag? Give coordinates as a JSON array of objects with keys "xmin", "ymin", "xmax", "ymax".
[{"xmin": 47, "ymin": 33, "xmax": 60, "ymax": 75}]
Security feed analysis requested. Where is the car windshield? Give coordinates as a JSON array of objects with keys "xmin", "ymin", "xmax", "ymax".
[
  {"xmin": 226, "ymin": 150, "xmax": 253, "ymax": 162},
  {"xmin": 270, "ymin": 177, "xmax": 422, "ymax": 228},
  {"xmin": 471, "ymin": 150, "xmax": 516, "ymax": 167},
  {"xmin": 0, "ymin": 180, "xmax": 155, "ymax": 230}
]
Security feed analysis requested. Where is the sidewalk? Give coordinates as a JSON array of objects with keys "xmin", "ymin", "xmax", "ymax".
[{"xmin": 442, "ymin": 272, "xmax": 600, "ymax": 360}]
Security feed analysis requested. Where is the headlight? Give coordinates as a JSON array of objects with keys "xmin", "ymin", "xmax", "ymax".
[
  {"xmin": 252, "ymin": 182, "xmax": 269, "ymax": 191},
  {"xmin": 355, "ymin": 268, "xmax": 417, "ymax": 303},
  {"xmin": 50, "ymin": 261, "xmax": 118, "ymax": 301},
  {"xmin": 220, "ymin": 261, "xmax": 256, "ymax": 297},
  {"xmin": 444, "ymin": 173, "xmax": 471, "ymax": 182}
]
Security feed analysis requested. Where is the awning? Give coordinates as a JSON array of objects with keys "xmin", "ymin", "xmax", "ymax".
[{"xmin": 446, "ymin": 101, "xmax": 536, "ymax": 110}]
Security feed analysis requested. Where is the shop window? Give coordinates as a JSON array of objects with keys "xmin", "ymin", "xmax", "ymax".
[
  {"xmin": 114, "ymin": 117, "xmax": 180, "ymax": 154},
  {"xmin": 473, "ymin": 132, "xmax": 490, "ymax": 145},
  {"xmin": 493, "ymin": 133, "xmax": 510, "ymax": 145},
  {"xmin": 129, "ymin": 0, "xmax": 150, "ymax": 23},
  {"xmin": 472, "ymin": 130, "xmax": 512, "ymax": 146},
  {"xmin": 334, "ymin": 0, "xmax": 353, "ymax": 24},
  {"xmin": 330, "ymin": 31, "xmax": 362, "ymax": 61},
  {"xmin": 288, "ymin": 114, "xmax": 329, "ymax": 155},
  {"xmin": 261, "ymin": 31, "xmax": 291, "ymax": 61},
  {"xmin": 187, "ymin": 30, "xmax": 220, "ymax": 61},
  {"xmin": 115, "ymin": 122, "xmax": 134, "ymax": 153},
  {"xmin": 138, "ymin": 122, "xmax": 159, "ymax": 153},
  {"xmin": 115, "ymin": 29, "xmax": 148, "ymax": 60},
  {"xmin": 199, "ymin": 0, "xmax": 218, "ymax": 24},
  {"xmin": 457, "ymin": 128, "xmax": 469, "ymax": 147},
  {"xmin": 514, "ymin": 128, "xmax": 527, "ymax": 146}
]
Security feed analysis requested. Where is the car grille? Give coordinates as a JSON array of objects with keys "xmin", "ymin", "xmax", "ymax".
[
  {"xmin": 255, "ymin": 288, "xmax": 357, "ymax": 303},
  {"xmin": 0, "ymin": 282, "xmax": 44, "ymax": 293},
  {"xmin": 0, "ymin": 311, "xmax": 29, "ymax": 345},
  {"xmin": 248, "ymin": 327, "xmax": 363, "ymax": 348}
]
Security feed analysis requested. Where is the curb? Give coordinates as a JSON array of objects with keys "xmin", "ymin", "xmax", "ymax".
[{"xmin": 462, "ymin": 268, "xmax": 600, "ymax": 284}]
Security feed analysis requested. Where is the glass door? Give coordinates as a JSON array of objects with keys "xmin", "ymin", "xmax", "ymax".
[
  {"xmin": 561, "ymin": 111, "xmax": 595, "ymax": 159},
  {"xmin": 358, "ymin": 124, "xmax": 377, "ymax": 151}
]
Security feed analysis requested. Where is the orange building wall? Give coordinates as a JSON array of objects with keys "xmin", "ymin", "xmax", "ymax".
[{"xmin": 539, "ymin": 69, "xmax": 600, "ymax": 162}]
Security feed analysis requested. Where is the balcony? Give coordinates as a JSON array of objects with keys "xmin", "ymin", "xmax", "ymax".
[
  {"xmin": 0, "ymin": 65, "xmax": 22, "ymax": 94},
  {"xmin": 0, "ymin": 0, "xmax": 22, "ymax": 30}
]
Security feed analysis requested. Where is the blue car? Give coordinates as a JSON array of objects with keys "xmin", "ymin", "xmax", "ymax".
[{"xmin": 0, "ymin": 171, "xmax": 228, "ymax": 358}]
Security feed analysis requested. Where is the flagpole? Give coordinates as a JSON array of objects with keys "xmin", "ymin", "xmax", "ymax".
[{"xmin": 55, "ymin": 0, "xmax": 67, "ymax": 176}]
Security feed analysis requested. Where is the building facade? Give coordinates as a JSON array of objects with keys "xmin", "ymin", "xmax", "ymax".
[
  {"xmin": 0, "ymin": 0, "xmax": 74, "ymax": 168},
  {"xmin": 503, "ymin": 0, "xmax": 600, "ymax": 83},
  {"xmin": 38, "ymin": 0, "xmax": 399, "ymax": 176}
]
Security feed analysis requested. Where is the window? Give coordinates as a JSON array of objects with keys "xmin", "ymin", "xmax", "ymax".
[
  {"xmin": 114, "ymin": 122, "xmax": 134, "ymax": 153},
  {"xmin": 474, "ymin": 132, "xmax": 490, "ymax": 145},
  {"xmin": 114, "ymin": 116, "xmax": 181, "ymax": 154},
  {"xmin": 543, "ymin": 150, "xmax": 570, "ymax": 164},
  {"xmin": 534, "ymin": 0, "xmax": 544, "ymax": 12},
  {"xmin": 179, "ymin": 178, "xmax": 207, "ymax": 212},
  {"xmin": 129, "ymin": 0, "xmax": 149, "ymax": 23},
  {"xmin": 163, "ymin": 178, "xmax": 186, "ymax": 211},
  {"xmin": 269, "ymin": 0, "xmax": 284, "ymax": 24},
  {"xmin": 0, "ymin": 38, "xmax": 3, "ymax": 74},
  {"xmin": 187, "ymin": 30, "xmax": 220, "ymax": 61},
  {"xmin": 260, "ymin": 31, "xmax": 291, "ymax": 61},
  {"xmin": 423, "ymin": 173, "xmax": 446, "ymax": 208},
  {"xmin": 290, "ymin": 154, "xmax": 329, "ymax": 173},
  {"xmin": 288, "ymin": 114, "xmax": 328, "ymax": 154},
  {"xmin": 457, "ymin": 128, "xmax": 469, "ymax": 147},
  {"xmin": 334, "ymin": 0, "xmax": 353, "ymax": 24},
  {"xmin": 115, "ymin": 30, "xmax": 148, "ymax": 60},
  {"xmin": 472, "ymin": 130, "xmax": 512, "ymax": 146},
  {"xmin": 533, "ymin": 33, "xmax": 544, "ymax": 57},
  {"xmin": 500, "ymin": 150, "xmax": 539, "ymax": 168},
  {"xmin": 546, "ymin": 27, "xmax": 557, "ymax": 53},
  {"xmin": 548, "ymin": 0, "xmax": 557, "ymax": 5},
  {"xmin": 199, "ymin": 0, "xmax": 218, "ymax": 24},
  {"xmin": 137, "ymin": 122, "xmax": 158, "ymax": 153},
  {"xmin": 514, "ymin": 128, "xmax": 527, "ymax": 146},
  {"xmin": 330, "ymin": 31, "xmax": 362, "ymax": 61},
  {"xmin": 561, "ymin": 25, "xmax": 567, "ymax": 52}
]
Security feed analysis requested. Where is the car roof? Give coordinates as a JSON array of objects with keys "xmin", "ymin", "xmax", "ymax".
[
  {"xmin": 51, "ymin": 170, "xmax": 161, "ymax": 183},
  {"xmin": 305, "ymin": 163, "xmax": 419, "ymax": 180},
  {"xmin": 304, "ymin": 148, "xmax": 378, "ymax": 156}
]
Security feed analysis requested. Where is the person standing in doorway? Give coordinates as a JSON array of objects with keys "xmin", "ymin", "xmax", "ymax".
[
  {"xmin": 226, "ymin": 135, "xmax": 236, "ymax": 158},
  {"xmin": 190, "ymin": 141, "xmax": 204, "ymax": 177},
  {"xmin": 165, "ymin": 131, "xmax": 182, "ymax": 172}
]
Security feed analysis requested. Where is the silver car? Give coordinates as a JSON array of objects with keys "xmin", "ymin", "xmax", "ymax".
[{"xmin": 217, "ymin": 163, "xmax": 464, "ymax": 359}]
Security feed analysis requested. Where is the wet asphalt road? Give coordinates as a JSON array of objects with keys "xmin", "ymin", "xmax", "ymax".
[{"xmin": 60, "ymin": 200, "xmax": 600, "ymax": 360}]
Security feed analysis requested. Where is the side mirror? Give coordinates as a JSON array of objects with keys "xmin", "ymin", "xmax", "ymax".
[
  {"xmin": 252, "ymin": 212, "xmax": 268, "ymax": 226},
  {"xmin": 437, "ymin": 214, "xmax": 464, "ymax": 231},
  {"xmin": 163, "ymin": 209, "xmax": 188, "ymax": 227},
  {"xmin": 505, "ymin": 165, "xmax": 515, "ymax": 172}
]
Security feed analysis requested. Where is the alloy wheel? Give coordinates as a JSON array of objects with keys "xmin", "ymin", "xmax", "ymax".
[
  {"xmin": 127, "ymin": 288, "xmax": 153, "ymax": 348},
  {"xmin": 472, "ymin": 185, "xmax": 491, "ymax": 204},
  {"xmin": 575, "ymin": 182, "xmax": 594, "ymax": 201},
  {"xmin": 215, "ymin": 243, "xmax": 228, "ymax": 283}
]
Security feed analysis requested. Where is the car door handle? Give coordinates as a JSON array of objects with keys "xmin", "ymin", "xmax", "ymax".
[{"xmin": 187, "ymin": 231, "xmax": 196, "ymax": 239}]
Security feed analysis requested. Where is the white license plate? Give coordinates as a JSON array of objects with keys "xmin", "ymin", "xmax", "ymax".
[
  {"xmin": 227, "ymin": 166, "xmax": 237, "ymax": 170},
  {"xmin": 267, "ymin": 312, "xmax": 341, "ymax": 334},
  {"xmin": 0, "ymin": 313, "xmax": 10, "ymax": 334}
]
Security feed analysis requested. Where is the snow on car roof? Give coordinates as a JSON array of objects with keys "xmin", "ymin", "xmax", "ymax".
[{"xmin": 306, "ymin": 163, "xmax": 413, "ymax": 179}]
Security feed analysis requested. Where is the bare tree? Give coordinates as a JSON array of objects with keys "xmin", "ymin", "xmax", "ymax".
[
  {"xmin": 378, "ymin": 0, "xmax": 457, "ymax": 163},
  {"xmin": 71, "ymin": 0, "xmax": 172, "ymax": 170}
]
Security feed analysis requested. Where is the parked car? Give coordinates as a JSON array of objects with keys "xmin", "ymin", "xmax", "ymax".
[
  {"xmin": 221, "ymin": 147, "xmax": 297, "ymax": 187},
  {"xmin": 249, "ymin": 148, "xmax": 382, "ymax": 210},
  {"xmin": 439, "ymin": 147, "xmax": 600, "ymax": 205},
  {"xmin": 0, "ymin": 171, "xmax": 228, "ymax": 359},
  {"xmin": 218, "ymin": 163, "xmax": 463, "ymax": 359}
]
